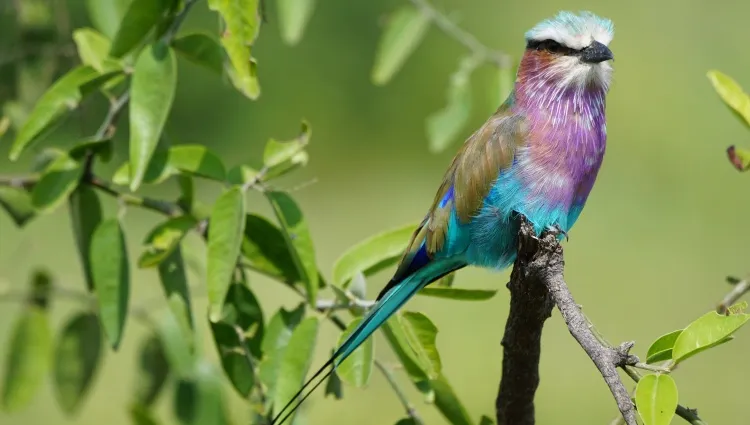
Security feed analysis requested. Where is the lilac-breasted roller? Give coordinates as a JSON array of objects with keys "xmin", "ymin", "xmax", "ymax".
[{"xmin": 272, "ymin": 11, "xmax": 615, "ymax": 423}]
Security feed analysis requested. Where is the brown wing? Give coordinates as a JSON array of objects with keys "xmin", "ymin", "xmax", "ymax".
[{"xmin": 388, "ymin": 106, "xmax": 528, "ymax": 286}]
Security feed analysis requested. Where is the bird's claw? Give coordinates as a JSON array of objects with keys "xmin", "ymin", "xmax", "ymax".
[{"xmin": 545, "ymin": 224, "xmax": 569, "ymax": 241}]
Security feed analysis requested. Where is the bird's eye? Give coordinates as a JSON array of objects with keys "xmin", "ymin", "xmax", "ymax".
[{"xmin": 545, "ymin": 40, "xmax": 563, "ymax": 53}]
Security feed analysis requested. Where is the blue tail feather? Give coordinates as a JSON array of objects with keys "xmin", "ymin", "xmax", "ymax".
[{"xmin": 270, "ymin": 261, "xmax": 464, "ymax": 425}]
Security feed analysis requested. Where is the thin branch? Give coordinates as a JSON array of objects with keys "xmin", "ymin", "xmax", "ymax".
[
  {"xmin": 406, "ymin": 0, "xmax": 511, "ymax": 68},
  {"xmin": 315, "ymin": 298, "xmax": 376, "ymax": 312},
  {"xmin": 497, "ymin": 219, "xmax": 639, "ymax": 425},
  {"xmin": 0, "ymin": 175, "xmax": 38, "ymax": 189},
  {"xmin": 88, "ymin": 177, "xmax": 181, "ymax": 216},
  {"xmin": 717, "ymin": 277, "xmax": 750, "ymax": 314},
  {"xmin": 94, "ymin": 91, "xmax": 131, "ymax": 141},
  {"xmin": 0, "ymin": 284, "xmax": 156, "ymax": 326},
  {"xmin": 375, "ymin": 360, "xmax": 425, "ymax": 425}
]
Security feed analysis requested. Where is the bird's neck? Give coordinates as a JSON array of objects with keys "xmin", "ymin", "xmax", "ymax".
[{"xmin": 507, "ymin": 57, "xmax": 609, "ymax": 203}]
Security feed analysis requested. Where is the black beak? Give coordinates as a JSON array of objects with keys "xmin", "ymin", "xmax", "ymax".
[{"xmin": 580, "ymin": 41, "xmax": 613, "ymax": 64}]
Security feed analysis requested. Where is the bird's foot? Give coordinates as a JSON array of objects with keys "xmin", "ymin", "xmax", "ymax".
[{"xmin": 545, "ymin": 224, "xmax": 569, "ymax": 241}]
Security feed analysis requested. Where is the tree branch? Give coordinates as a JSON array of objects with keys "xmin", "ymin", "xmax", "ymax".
[
  {"xmin": 496, "ymin": 225, "xmax": 555, "ymax": 425},
  {"xmin": 497, "ymin": 219, "xmax": 638, "ymax": 425}
]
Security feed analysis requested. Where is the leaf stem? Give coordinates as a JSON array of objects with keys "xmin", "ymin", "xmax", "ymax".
[
  {"xmin": 375, "ymin": 360, "xmax": 425, "ymax": 425},
  {"xmin": 406, "ymin": 0, "xmax": 511, "ymax": 68}
]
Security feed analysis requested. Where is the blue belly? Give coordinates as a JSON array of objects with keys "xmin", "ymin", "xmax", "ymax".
[{"xmin": 435, "ymin": 173, "xmax": 580, "ymax": 270}]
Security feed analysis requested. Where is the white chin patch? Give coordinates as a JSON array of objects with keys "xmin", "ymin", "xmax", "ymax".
[{"xmin": 550, "ymin": 56, "xmax": 612, "ymax": 89}]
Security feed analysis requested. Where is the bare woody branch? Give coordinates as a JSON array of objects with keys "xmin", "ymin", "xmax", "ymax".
[{"xmin": 496, "ymin": 219, "xmax": 639, "ymax": 425}]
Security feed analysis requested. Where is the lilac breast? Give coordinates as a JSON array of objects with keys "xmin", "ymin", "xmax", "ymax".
[{"xmin": 514, "ymin": 78, "xmax": 608, "ymax": 211}]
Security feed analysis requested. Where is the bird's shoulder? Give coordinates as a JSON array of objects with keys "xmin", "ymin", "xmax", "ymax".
[{"xmin": 389, "ymin": 106, "xmax": 528, "ymax": 284}]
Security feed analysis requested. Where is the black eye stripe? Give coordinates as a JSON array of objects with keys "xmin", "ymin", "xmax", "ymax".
[{"xmin": 526, "ymin": 39, "xmax": 579, "ymax": 55}]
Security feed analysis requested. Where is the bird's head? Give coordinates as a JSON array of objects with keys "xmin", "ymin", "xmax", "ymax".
[{"xmin": 521, "ymin": 11, "xmax": 615, "ymax": 90}]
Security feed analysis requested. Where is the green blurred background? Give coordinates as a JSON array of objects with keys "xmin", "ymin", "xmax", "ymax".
[{"xmin": 2, "ymin": 0, "xmax": 750, "ymax": 424}]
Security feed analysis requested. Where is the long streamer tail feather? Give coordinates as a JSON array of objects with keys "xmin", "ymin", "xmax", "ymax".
[{"xmin": 270, "ymin": 261, "xmax": 463, "ymax": 425}]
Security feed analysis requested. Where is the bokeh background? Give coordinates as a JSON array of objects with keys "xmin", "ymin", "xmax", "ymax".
[{"xmin": 2, "ymin": 0, "xmax": 750, "ymax": 424}]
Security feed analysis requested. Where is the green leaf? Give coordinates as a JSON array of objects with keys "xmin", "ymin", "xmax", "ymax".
[
  {"xmin": 371, "ymin": 6, "xmax": 430, "ymax": 85},
  {"xmin": 332, "ymin": 222, "xmax": 417, "ymax": 288},
  {"xmin": 177, "ymin": 175, "xmax": 195, "ymax": 212},
  {"xmin": 10, "ymin": 66, "xmax": 110, "ymax": 160},
  {"xmin": 635, "ymin": 374, "xmax": 678, "ymax": 425},
  {"xmin": 130, "ymin": 403, "xmax": 162, "ymax": 425},
  {"xmin": 271, "ymin": 317, "xmax": 319, "ymax": 419},
  {"xmin": 707, "ymin": 70, "xmax": 750, "ymax": 128},
  {"xmin": 134, "ymin": 334, "xmax": 170, "ymax": 407},
  {"xmin": 69, "ymin": 185, "xmax": 103, "ymax": 291},
  {"xmin": 90, "ymin": 218, "xmax": 130, "ymax": 350},
  {"xmin": 336, "ymin": 317, "xmax": 374, "ymax": 387},
  {"xmin": 69, "ymin": 137, "xmax": 114, "ymax": 163},
  {"xmin": 209, "ymin": 0, "xmax": 261, "ymax": 99},
  {"xmin": 242, "ymin": 214, "xmax": 301, "ymax": 283},
  {"xmin": 156, "ymin": 308, "xmax": 194, "ymax": 378},
  {"xmin": 172, "ymin": 33, "xmax": 225, "ymax": 75},
  {"xmin": 645, "ymin": 330, "xmax": 682, "ymax": 364},
  {"xmin": 1, "ymin": 307, "xmax": 52, "ymax": 412},
  {"xmin": 672, "ymin": 304, "xmax": 750, "ymax": 364},
  {"xmin": 276, "ymin": 0, "xmax": 316, "ymax": 45},
  {"xmin": 207, "ymin": 187, "xmax": 247, "ymax": 322},
  {"xmin": 115, "ymin": 144, "xmax": 226, "ymax": 186},
  {"xmin": 73, "ymin": 28, "xmax": 118, "ymax": 72},
  {"xmin": 226, "ymin": 165, "xmax": 259, "ymax": 186},
  {"xmin": 139, "ymin": 216, "xmax": 197, "ymax": 268},
  {"xmin": 52, "ymin": 312, "xmax": 102, "ymax": 415},
  {"xmin": 426, "ymin": 56, "xmax": 478, "ymax": 153},
  {"xmin": 259, "ymin": 304, "xmax": 305, "ymax": 402},
  {"xmin": 31, "ymin": 152, "xmax": 84, "ymax": 213},
  {"xmin": 435, "ymin": 272, "xmax": 455, "ymax": 287},
  {"xmin": 85, "ymin": 0, "xmax": 130, "ymax": 39},
  {"xmin": 266, "ymin": 192, "xmax": 318, "ymax": 305},
  {"xmin": 0, "ymin": 116, "xmax": 9, "ymax": 138},
  {"xmin": 0, "ymin": 186, "xmax": 35, "ymax": 227},
  {"xmin": 418, "ymin": 287, "xmax": 496, "ymax": 301},
  {"xmin": 726, "ymin": 145, "xmax": 750, "ymax": 172},
  {"xmin": 263, "ymin": 121, "xmax": 311, "ymax": 180},
  {"xmin": 158, "ymin": 248, "xmax": 195, "ymax": 355},
  {"xmin": 129, "ymin": 43, "xmax": 177, "ymax": 191},
  {"xmin": 395, "ymin": 419, "xmax": 417, "ymax": 425},
  {"xmin": 110, "ymin": 0, "xmax": 171, "ymax": 58},
  {"xmin": 174, "ymin": 362, "xmax": 228, "ymax": 425},
  {"xmin": 324, "ymin": 367, "xmax": 343, "ymax": 400},
  {"xmin": 210, "ymin": 283, "xmax": 264, "ymax": 397},
  {"xmin": 479, "ymin": 416, "xmax": 494, "ymax": 425},
  {"xmin": 400, "ymin": 312, "xmax": 441, "ymax": 379},
  {"xmin": 382, "ymin": 318, "xmax": 429, "ymax": 384},
  {"xmin": 431, "ymin": 375, "xmax": 474, "ymax": 425},
  {"xmin": 168, "ymin": 145, "xmax": 227, "ymax": 180}
]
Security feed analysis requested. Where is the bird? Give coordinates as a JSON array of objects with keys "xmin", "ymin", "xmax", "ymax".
[{"xmin": 271, "ymin": 10, "xmax": 615, "ymax": 424}]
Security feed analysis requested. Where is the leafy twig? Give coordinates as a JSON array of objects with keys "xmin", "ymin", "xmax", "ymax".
[
  {"xmin": 406, "ymin": 0, "xmax": 511, "ymax": 68},
  {"xmin": 622, "ymin": 366, "xmax": 708, "ymax": 425},
  {"xmin": 88, "ymin": 177, "xmax": 181, "ymax": 216}
]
